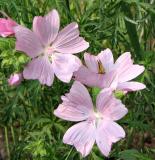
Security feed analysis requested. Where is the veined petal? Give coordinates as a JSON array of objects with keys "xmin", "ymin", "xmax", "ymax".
[
  {"xmin": 52, "ymin": 53, "xmax": 81, "ymax": 83},
  {"xmin": 114, "ymin": 52, "xmax": 133, "ymax": 80},
  {"xmin": 115, "ymin": 52, "xmax": 133, "ymax": 68},
  {"xmin": 54, "ymin": 81, "xmax": 94, "ymax": 121},
  {"xmin": 98, "ymin": 48, "xmax": 114, "ymax": 72},
  {"xmin": 53, "ymin": 22, "xmax": 89, "ymax": 54},
  {"xmin": 63, "ymin": 121, "xmax": 96, "ymax": 157},
  {"xmin": 23, "ymin": 56, "xmax": 54, "ymax": 86},
  {"xmin": 117, "ymin": 65, "xmax": 145, "ymax": 83},
  {"xmin": 114, "ymin": 52, "xmax": 145, "ymax": 83},
  {"xmin": 33, "ymin": 9, "xmax": 60, "ymax": 46},
  {"xmin": 84, "ymin": 53, "xmax": 98, "ymax": 73},
  {"xmin": 96, "ymin": 88, "xmax": 113, "ymax": 113},
  {"xmin": 14, "ymin": 25, "xmax": 43, "ymax": 58},
  {"xmin": 74, "ymin": 66, "xmax": 103, "ymax": 88},
  {"xmin": 96, "ymin": 89, "xmax": 128, "ymax": 121},
  {"xmin": 96, "ymin": 127, "xmax": 112, "ymax": 156},
  {"xmin": 101, "ymin": 70, "xmax": 118, "ymax": 90},
  {"xmin": 96, "ymin": 120, "xmax": 125, "ymax": 157},
  {"xmin": 117, "ymin": 81, "xmax": 146, "ymax": 92}
]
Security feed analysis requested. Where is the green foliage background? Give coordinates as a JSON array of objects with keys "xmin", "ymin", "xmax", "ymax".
[{"xmin": 0, "ymin": 0, "xmax": 155, "ymax": 159}]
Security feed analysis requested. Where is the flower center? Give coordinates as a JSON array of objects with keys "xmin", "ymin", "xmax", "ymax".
[
  {"xmin": 44, "ymin": 46, "xmax": 55, "ymax": 55},
  {"xmin": 97, "ymin": 60, "xmax": 105, "ymax": 74},
  {"xmin": 92, "ymin": 111, "xmax": 103, "ymax": 128},
  {"xmin": 94, "ymin": 111, "xmax": 103, "ymax": 120}
]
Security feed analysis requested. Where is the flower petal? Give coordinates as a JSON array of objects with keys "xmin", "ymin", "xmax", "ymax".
[
  {"xmin": 63, "ymin": 121, "xmax": 95, "ymax": 157},
  {"xmin": 98, "ymin": 48, "xmax": 114, "ymax": 72},
  {"xmin": 114, "ymin": 52, "xmax": 145, "ymax": 82},
  {"xmin": 96, "ymin": 89, "xmax": 128, "ymax": 121},
  {"xmin": 52, "ymin": 53, "xmax": 81, "ymax": 83},
  {"xmin": 117, "ymin": 81, "xmax": 146, "ymax": 92},
  {"xmin": 23, "ymin": 56, "xmax": 54, "ymax": 86},
  {"xmin": 114, "ymin": 52, "xmax": 133, "ymax": 81},
  {"xmin": 84, "ymin": 53, "xmax": 98, "ymax": 73},
  {"xmin": 53, "ymin": 22, "xmax": 89, "ymax": 54},
  {"xmin": 101, "ymin": 70, "xmax": 118, "ymax": 90},
  {"xmin": 54, "ymin": 81, "xmax": 94, "ymax": 121},
  {"xmin": 115, "ymin": 52, "xmax": 133, "ymax": 68},
  {"xmin": 14, "ymin": 25, "xmax": 43, "ymax": 58},
  {"xmin": 74, "ymin": 65, "xmax": 103, "ymax": 88},
  {"xmin": 117, "ymin": 65, "xmax": 145, "ymax": 83},
  {"xmin": 33, "ymin": 9, "xmax": 60, "ymax": 46},
  {"xmin": 96, "ymin": 120, "xmax": 125, "ymax": 157},
  {"xmin": 96, "ymin": 127, "xmax": 111, "ymax": 156}
]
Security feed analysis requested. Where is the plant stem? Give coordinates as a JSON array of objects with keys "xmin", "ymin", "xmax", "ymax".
[
  {"xmin": 4, "ymin": 126, "xmax": 10, "ymax": 160},
  {"xmin": 65, "ymin": 147, "xmax": 73, "ymax": 160},
  {"xmin": 11, "ymin": 126, "xmax": 15, "ymax": 145}
]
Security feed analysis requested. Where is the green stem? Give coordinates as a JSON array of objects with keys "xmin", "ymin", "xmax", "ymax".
[
  {"xmin": 4, "ymin": 126, "xmax": 10, "ymax": 159},
  {"xmin": 126, "ymin": 127, "xmax": 134, "ymax": 148},
  {"xmin": 0, "ymin": 11, "xmax": 10, "ymax": 18},
  {"xmin": 19, "ymin": 127, "xmax": 22, "ymax": 141},
  {"xmin": 65, "ymin": 147, "xmax": 73, "ymax": 160},
  {"xmin": 11, "ymin": 126, "xmax": 15, "ymax": 145}
]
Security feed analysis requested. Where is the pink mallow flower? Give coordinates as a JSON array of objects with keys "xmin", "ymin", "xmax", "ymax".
[
  {"xmin": 0, "ymin": 18, "xmax": 17, "ymax": 37},
  {"xmin": 54, "ymin": 81, "xmax": 128, "ymax": 157},
  {"xmin": 74, "ymin": 49, "xmax": 146, "ymax": 92},
  {"xmin": 8, "ymin": 73, "xmax": 23, "ymax": 86},
  {"xmin": 14, "ymin": 9, "xmax": 89, "ymax": 86}
]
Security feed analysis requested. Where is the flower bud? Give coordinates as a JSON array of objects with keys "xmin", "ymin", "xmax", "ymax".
[
  {"xmin": 8, "ymin": 73, "xmax": 23, "ymax": 86},
  {"xmin": 0, "ymin": 18, "xmax": 17, "ymax": 37}
]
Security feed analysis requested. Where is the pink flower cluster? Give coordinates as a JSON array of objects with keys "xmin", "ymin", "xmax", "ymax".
[{"xmin": 1, "ymin": 9, "xmax": 146, "ymax": 157}]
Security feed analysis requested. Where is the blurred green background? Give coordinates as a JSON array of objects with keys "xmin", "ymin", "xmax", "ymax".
[{"xmin": 0, "ymin": 0, "xmax": 155, "ymax": 159}]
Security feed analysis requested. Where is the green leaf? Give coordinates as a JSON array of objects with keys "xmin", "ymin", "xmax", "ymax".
[{"xmin": 118, "ymin": 149, "xmax": 153, "ymax": 160}]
